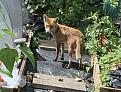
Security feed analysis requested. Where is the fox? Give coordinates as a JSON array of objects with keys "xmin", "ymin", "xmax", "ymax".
[{"xmin": 43, "ymin": 14, "xmax": 84, "ymax": 69}]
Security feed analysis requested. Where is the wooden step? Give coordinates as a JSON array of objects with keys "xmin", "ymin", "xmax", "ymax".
[{"xmin": 32, "ymin": 73, "xmax": 87, "ymax": 92}]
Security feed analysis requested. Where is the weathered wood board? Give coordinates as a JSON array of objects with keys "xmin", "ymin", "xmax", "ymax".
[
  {"xmin": 92, "ymin": 54, "xmax": 102, "ymax": 92},
  {"xmin": 92, "ymin": 55, "xmax": 121, "ymax": 92},
  {"xmin": 39, "ymin": 40, "xmax": 57, "ymax": 48},
  {"xmin": 100, "ymin": 87, "xmax": 121, "ymax": 92},
  {"xmin": 33, "ymin": 73, "xmax": 87, "ymax": 92}
]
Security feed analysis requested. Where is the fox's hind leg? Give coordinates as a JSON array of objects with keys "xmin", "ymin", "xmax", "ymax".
[
  {"xmin": 54, "ymin": 43, "xmax": 61, "ymax": 61},
  {"xmin": 66, "ymin": 45, "xmax": 73, "ymax": 69},
  {"xmin": 76, "ymin": 40, "xmax": 83, "ymax": 69}
]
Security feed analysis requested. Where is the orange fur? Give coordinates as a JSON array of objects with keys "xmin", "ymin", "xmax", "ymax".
[
  {"xmin": 98, "ymin": 35, "xmax": 107, "ymax": 46},
  {"xmin": 98, "ymin": 35, "xmax": 112, "ymax": 52},
  {"xmin": 43, "ymin": 14, "xmax": 84, "ymax": 68}
]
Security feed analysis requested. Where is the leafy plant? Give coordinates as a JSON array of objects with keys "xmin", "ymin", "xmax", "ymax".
[
  {"xmin": 1, "ymin": 29, "xmax": 16, "ymax": 38},
  {"xmin": 24, "ymin": 0, "xmax": 121, "ymax": 90},
  {"xmin": 20, "ymin": 46, "xmax": 35, "ymax": 67},
  {"xmin": 0, "ymin": 3, "xmax": 35, "ymax": 92},
  {"xmin": 84, "ymin": 1, "xmax": 121, "ymax": 88},
  {"xmin": 0, "ymin": 28, "xmax": 35, "ymax": 77},
  {"xmin": 99, "ymin": 47, "xmax": 121, "ymax": 86},
  {"xmin": 0, "ymin": 3, "xmax": 35, "ymax": 78},
  {"xmin": 0, "ymin": 48, "xmax": 18, "ymax": 77},
  {"xmin": 103, "ymin": 0, "xmax": 119, "ymax": 8},
  {"xmin": 85, "ymin": 12, "xmax": 119, "ymax": 56}
]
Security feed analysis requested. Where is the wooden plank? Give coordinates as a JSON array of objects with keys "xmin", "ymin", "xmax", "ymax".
[
  {"xmin": 18, "ymin": 59, "xmax": 26, "ymax": 76},
  {"xmin": 100, "ymin": 87, "xmax": 121, "ymax": 92},
  {"xmin": 17, "ymin": 59, "xmax": 26, "ymax": 92},
  {"xmin": 39, "ymin": 45, "xmax": 56, "ymax": 51},
  {"xmin": 32, "ymin": 73, "xmax": 87, "ymax": 92},
  {"xmin": 39, "ymin": 45, "xmax": 68, "ymax": 53},
  {"xmin": 39, "ymin": 39, "xmax": 68, "ymax": 53},
  {"xmin": 40, "ymin": 40, "xmax": 56, "ymax": 48},
  {"xmin": 90, "ymin": 54, "xmax": 94, "ymax": 67},
  {"xmin": 93, "ymin": 54, "xmax": 102, "ymax": 92}
]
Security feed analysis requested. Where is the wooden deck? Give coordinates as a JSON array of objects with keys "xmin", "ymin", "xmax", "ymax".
[
  {"xmin": 33, "ymin": 73, "xmax": 87, "ymax": 92},
  {"xmin": 34, "ymin": 39, "xmax": 91, "ymax": 92}
]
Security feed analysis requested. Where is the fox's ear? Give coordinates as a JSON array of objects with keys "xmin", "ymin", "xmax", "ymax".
[
  {"xmin": 43, "ymin": 14, "xmax": 49, "ymax": 22},
  {"xmin": 53, "ymin": 17, "xmax": 59, "ymax": 23}
]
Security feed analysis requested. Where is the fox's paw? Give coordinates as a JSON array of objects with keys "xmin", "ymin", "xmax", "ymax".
[
  {"xmin": 60, "ymin": 57, "xmax": 64, "ymax": 60},
  {"xmin": 53, "ymin": 58, "xmax": 57, "ymax": 62},
  {"xmin": 66, "ymin": 66, "xmax": 70, "ymax": 69},
  {"xmin": 64, "ymin": 64, "xmax": 71, "ymax": 69},
  {"xmin": 78, "ymin": 64, "xmax": 84, "ymax": 70}
]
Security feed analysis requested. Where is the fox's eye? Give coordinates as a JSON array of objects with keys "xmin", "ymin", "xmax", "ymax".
[
  {"xmin": 50, "ymin": 26, "xmax": 53, "ymax": 29},
  {"xmin": 46, "ymin": 25, "xmax": 49, "ymax": 27}
]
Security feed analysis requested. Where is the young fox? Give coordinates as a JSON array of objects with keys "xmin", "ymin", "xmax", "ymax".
[{"xmin": 43, "ymin": 14, "xmax": 84, "ymax": 69}]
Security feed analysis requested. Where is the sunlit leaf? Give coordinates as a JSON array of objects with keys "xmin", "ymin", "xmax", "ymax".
[
  {"xmin": 0, "ymin": 68, "xmax": 12, "ymax": 77},
  {"xmin": 86, "ymin": 67, "xmax": 91, "ymax": 73},
  {"xmin": 5, "ymin": 43, "xmax": 10, "ymax": 48},
  {"xmin": 20, "ymin": 47, "xmax": 35, "ymax": 67},
  {"xmin": 30, "ymin": 9, "xmax": 34, "ymax": 13},
  {"xmin": 0, "ymin": 33, "xmax": 3, "ymax": 39},
  {"xmin": 0, "ymin": 48, "xmax": 18, "ymax": 73},
  {"xmin": 27, "ymin": 5, "xmax": 31, "ymax": 10},
  {"xmin": 1, "ymin": 29, "xmax": 16, "ymax": 38}
]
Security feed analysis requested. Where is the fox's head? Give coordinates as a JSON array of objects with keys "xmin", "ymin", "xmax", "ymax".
[{"xmin": 43, "ymin": 14, "xmax": 59, "ymax": 33}]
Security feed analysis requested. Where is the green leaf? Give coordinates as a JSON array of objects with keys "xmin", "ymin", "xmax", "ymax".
[
  {"xmin": 0, "ymin": 68, "xmax": 12, "ymax": 77},
  {"xmin": 30, "ymin": 9, "xmax": 34, "ymax": 13},
  {"xmin": 0, "ymin": 48, "xmax": 18, "ymax": 73},
  {"xmin": 5, "ymin": 43, "xmax": 10, "ymax": 48},
  {"xmin": 0, "ymin": 33, "xmax": 3, "ymax": 39},
  {"xmin": 86, "ymin": 67, "xmax": 91, "ymax": 73},
  {"xmin": 20, "ymin": 47, "xmax": 35, "ymax": 67},
  {"xmin": 0, "ymin": 87, "xmax": 7, "ymax": 92},
  {"xmin": 1, "ymin": 29, "xmax": 16, "ymax": 38},
  {"xmin": 27, "ymin": 5, "xmax": 31, "ymax": 10}
]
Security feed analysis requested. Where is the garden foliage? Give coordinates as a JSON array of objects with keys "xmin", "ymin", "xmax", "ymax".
[{"xmin": 25, "ymin": 0, "xmax": 121, "ymax": 86}]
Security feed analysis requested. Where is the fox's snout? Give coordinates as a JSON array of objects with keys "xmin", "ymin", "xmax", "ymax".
[
  {"xmin": 45, "ymin": 27, "xmax": 51, "ymax": 33},
  {"xmin": 46, "ymin": 31, "xmax": 51, "ymax": 33}
]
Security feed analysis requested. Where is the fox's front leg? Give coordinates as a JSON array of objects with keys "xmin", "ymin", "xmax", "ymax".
[
  {"xmin": 66, "ymin": 47, "xmax": 72, "ymax": 69},
  {"xmin": 54, "ymin": 43, "xmax": 61, "ymax": 61},
  {"xmin": 60, "ymin": 43, "xmax": 64, "ymax": 60}
]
